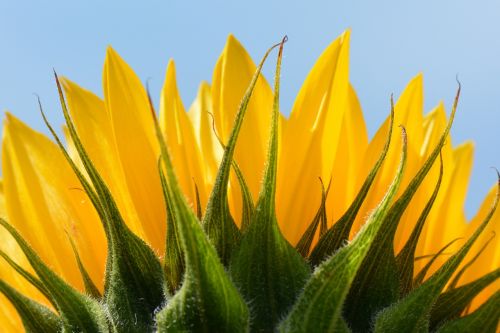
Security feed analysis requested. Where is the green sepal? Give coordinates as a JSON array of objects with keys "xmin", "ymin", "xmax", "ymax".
[
  {"xmin": 295, "ymin": 178, "xmax": 330, "ymax": 258},
  {"xmin": 429, "ymin": 268, "xmax": 500, "ymax": 330},
  {"xmin": 396, "ymin": 153, "xmax": 443, "ymax": 296},
  {"xmin": 435, "ymin": 291, "xmax": 500, "ymax": 333},
  {"xmin": 413, "ymin": 237, "xmax": 462, "ymax": 287},
  {"xmin": 278, "ymin": 127, "xmax": 407, "ymax": 333},
  {"xmin": 308, "ymin": 102, "xmax": 394, "ymax": 267},
  {"xmin": 447, "ymin": 231, "xmax": 495, "ymax": 290},
  {"xmin": 232, "ymin": 161, "xmax": 255, "ymax": 232},
  {"xmin": 230, "ymin": 37, "xmax": 311, "ymax": 332},
  {"xmin": 206, "ymin": 110, "xmax": 255, "ymax": 232},
  {"xmin": 344, "ymin": 86, "xmax": 460, "ymax": 332},
  {"xmin": 158, "ymin": 160, "xmax": 184, "ymax": 294},
  {"xmin": 66, "ymin": 234, "xmax": 102, "ymax": 299},
  {"xmin": 44, "ymin": 74, "xmax": 166, "ymax": 332},
  {"xmin": 194, "ymin": 181, "xmax": 203, "ymax": 220},
  {"xmin": 0, "ymin": 280, "xmax": 62, "ymax": 333},
  {"xmin": 0, "ymin": 249, "xmax": 54, "ymax": 307},
  {"xmin": 150, "ymin": 85, "xmax": 249, "ymax": 333},
  {"xmin": 201, "ymin": 39, "xmax": 282, "ymax": 265},
  {"xmin": 373, "ymin": 173, "xmax": 499, "ymax": 333},
  {"xmin": 0, "ymin": 219, "xmax": 108, "ymax": 332}
]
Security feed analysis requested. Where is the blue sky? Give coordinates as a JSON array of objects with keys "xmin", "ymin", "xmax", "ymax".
[{"xmin": 1, "ymin": 1, "xmax": 499, "ymax": 217}]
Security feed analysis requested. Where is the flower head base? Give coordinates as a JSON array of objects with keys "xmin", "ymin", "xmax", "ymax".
[{"xmin": 0, "ymin": 31, "xmax": 499, "ymax": 332}]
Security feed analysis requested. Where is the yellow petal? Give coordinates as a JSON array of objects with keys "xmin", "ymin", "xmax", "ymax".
[
  {"xmin": 211, "ymin": 35, "xmax": 274, "ymax": 220},
  {"xmin": 0, "ymin": 180, "xmax": 36, "ymax": 332},
  {"xmin": 2, "ymin": 113, "xmax": 106, "ymax": 289},
  {"xmin": 103, "ymin": 47, "xmax": 165, "ymax": 252},
  {"xmin": 62, "ymin": 78, "xmax": 148, "ymax": 245},
  {"xmin": 394, "ymin": 103, "xmax": 455, "ymax": 252},
  {"xmin": 415, "ymin": 142, "xmax": 474, "ymax": 275},
  {"xmin": 277, "ymin": 30, "xmax": 351, "ymax": 244},
  {"xmin": 458, "ymin": 185, "xmax": 500, "ymax": 310},
  {"xmin": 327, "ymin": 83, "xmax": 368, "ymax": 223},
  {"xmin": 159, "ymin": 60, "xmax": 206, "ymax": 209},
  {"xmin": 351, "ymin": 74, "xmax": 425, "ymax": 238},
  {"xmin": 187, "ymin": 82, "xmax": 224, "ymax": 207}
]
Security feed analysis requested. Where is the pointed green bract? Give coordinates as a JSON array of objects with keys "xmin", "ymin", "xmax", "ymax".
[
  {"xmin": 194, "ymin": 182, "xmax": 203, "ymax": 220},
  {"xmin": 232, "ymin": 161, "xmax": 255, "ymax": 232},
  {"xmin": 396, "ymin": 153, "xmax": 444, "ymax": 296},
  {"xmin": 309, "ymin": 103, "xmax": 394, "ymax": 267},
  {"xmin": 0, "ymin": 249, "xmax": 54, "ymax": 307},
  {"xmin": 296, "ymin": 178, "xmax": 330, "ymax": 258},
  {"xmin": 202, "ymin": 40, "xmax": 282, "ymax": 265},
  {"xmin": 278, "ymin": 127, "xmax": 408, "ymax": 333},
  {"xmin": 229, "ymin": 37, "xmax": 311, "ymax": 332},
  {"xmin": 45, "ymin": 75, "xmax": 166, "ymax": 332},
  {"xmin": 150, "ymin": 84, "xmax": 249, "ymax": 333},
  {"xmin": 0, "ymin": 219, "xmax": 108, "ymax": 332},
  {"xmin": 429, "ymin": 268, "xmax": 500, "ymax": 330},
  {"xmin": 413, "ymin": 238, "xmax": 462, "ymax": 287},
  {"xmin": 159, "ymin": 160, "xmax": 184, "ymax": 294},
  {"xmin": 0, "ymin": 280, "xmax": 62, "ymax": 333},
  {"xmin": 66, "ymin": 234, "xmax": 102, "ymax": 299},
  {"xmin": 435, "ymin": 291, "xmax": 500, "ymax": 333},
  {"xmin": 447, "ymin": 231, "xmax": 496, "ymax": 290},
  {"xmin": 373, "ymin": 173, "xmax": 499, "ymax": 333},
  {"xmin": 344, "ymin": 86, "xmax": 461, "ymax": 332}
]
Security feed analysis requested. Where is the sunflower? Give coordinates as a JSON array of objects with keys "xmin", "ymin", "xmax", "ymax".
[{"xmin": 0, "ymin": 30, "xmax": 498, "ymax": 332}]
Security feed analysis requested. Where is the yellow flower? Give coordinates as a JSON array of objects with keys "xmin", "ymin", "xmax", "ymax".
[{"xmin": 0, "ymin": 30, "xmax": 498, "ymax": 331}]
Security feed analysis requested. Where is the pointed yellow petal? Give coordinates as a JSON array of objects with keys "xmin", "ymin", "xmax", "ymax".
[
  {"xmin": 393, "ymin": 103, "xmax": 456, "ymax": 252},
  {"xmin": 327, "ymin": 83, "xmax": 368, "ymax": 223},
  {"xmin": 353, "ymin": 74, "xmax": 425, "ymax": 238},
  {"xmin": 211, "ymin": 35, "xmax": 274, "ymax": 220},
  {"xmin": 2, "ymin": 114, "xmax": 106, "ymax": 289},
  {"xmin": 187, "ymin": 82, "xmax": 224, "ymax": 207},
  {"xmin": 0, "ymin": 180, "xmax": 36, "ymax": 332},
  {"xmin": 62, "ymin": 78, "xmax": 149, "ymax": 244},
  {"xmin": 103, "ymin": 47, "xmax": 165, "ymax": 251},
  {"xmin": 457, "ymin": 185, "xmax": 500, "ymax": 310},
  {"xmin": 277, "ymin": 30, "xmax": 351, "ymax": 243},
  {"xmin": 416, "ymin": 142, "xmax": 474, "ymax": 274},
  {"xmin": 159, "ymin": 60, "xmax": 206, "ymax": 209}
]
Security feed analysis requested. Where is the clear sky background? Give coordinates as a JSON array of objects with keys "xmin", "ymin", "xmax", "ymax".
[{"xmin": 1, "ymin": 1, "xmax": 499, "ymax": 217}]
